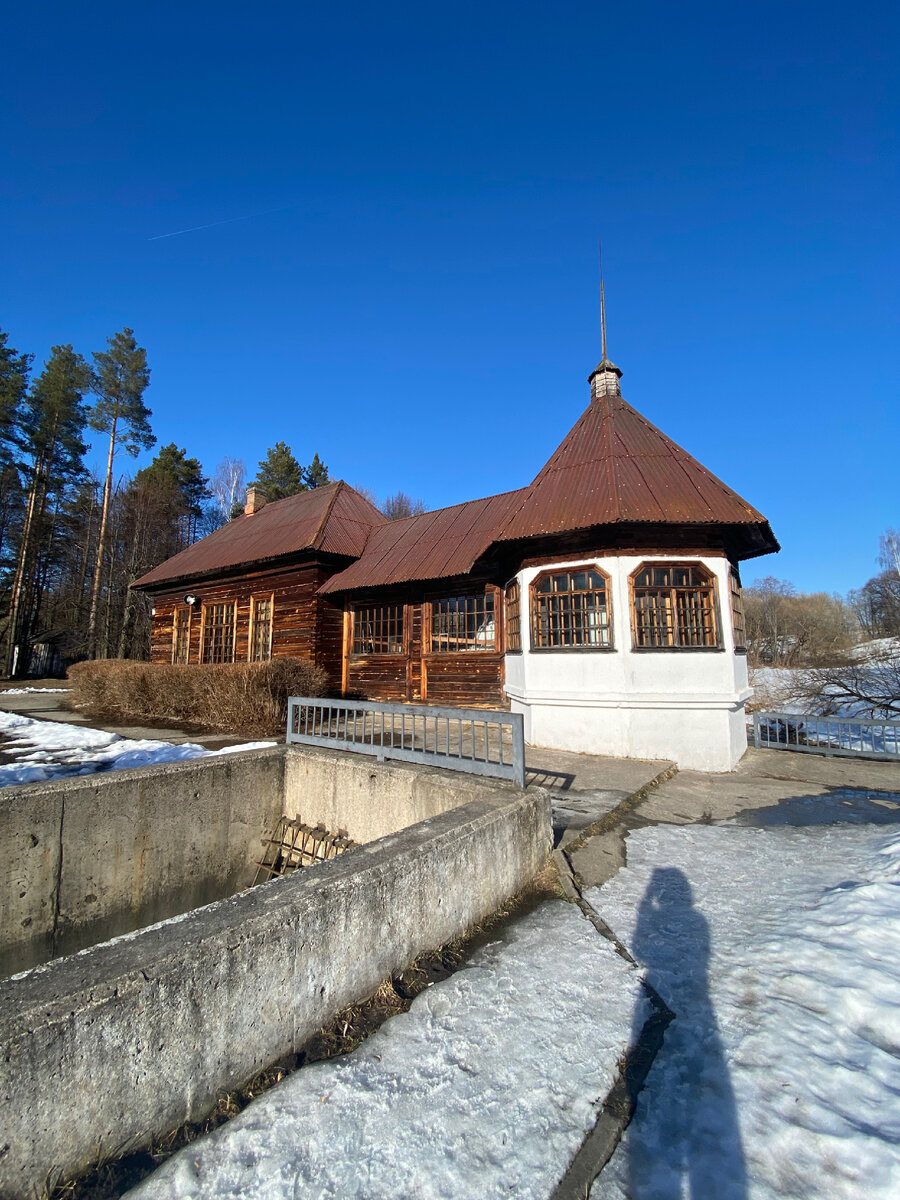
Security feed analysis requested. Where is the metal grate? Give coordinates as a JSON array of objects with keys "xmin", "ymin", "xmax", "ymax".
[
  {"xmin": 287, "ymin": 697, "xmax": 526, "ymax": 787},
  {"xmin": 253, "ymin": 816, "xmax": 357, "ymax": 885},
  {"xmin": 753, "ymin": 711, "xmax": 900, "ymax": 762}
]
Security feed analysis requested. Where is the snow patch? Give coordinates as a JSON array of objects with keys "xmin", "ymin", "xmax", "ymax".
[
  {"xmin": 0, "ymin": 709, "xmax": 275, "ymax": 787},
  {"xmin": 127, "ymin": 901, "xmax": 648, "ymax": 1200},
  {"xmin": 587, "ymin": 824, "xmax": 900, "ymax": 1200}
]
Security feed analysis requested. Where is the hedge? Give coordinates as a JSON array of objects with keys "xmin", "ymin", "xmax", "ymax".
[{"xmin": 66, "ymin": 657, "xmax": 329, "ymax": 736}]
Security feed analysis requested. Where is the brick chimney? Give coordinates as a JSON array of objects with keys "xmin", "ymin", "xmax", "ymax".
[{"xmin": 244, "ymin": 486, "xmax": 267, "ymax": 515}]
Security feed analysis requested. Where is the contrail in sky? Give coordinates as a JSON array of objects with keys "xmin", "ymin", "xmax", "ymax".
[{"xmin": 148, "ymin": 206, "xmax": 289, "ymax": 241}]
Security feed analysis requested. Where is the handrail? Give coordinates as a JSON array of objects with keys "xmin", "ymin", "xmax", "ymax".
[
  {"xmin": 752, "ymin": 711, "xmax": 900, "ymax": 761},
  {"xmin": 287, "ymin": 697, "xmax": 526, "ymax": 787}
]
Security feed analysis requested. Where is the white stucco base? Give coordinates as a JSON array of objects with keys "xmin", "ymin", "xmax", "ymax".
[
  {"xmin": 507, "ymin": 689, "xmax": 749, "ymax": 772},
  {"xmin": 504, "ymin": 552, "xmax": 752, "ymax": 773}
]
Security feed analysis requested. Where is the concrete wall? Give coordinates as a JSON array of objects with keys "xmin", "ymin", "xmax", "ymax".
[
  {"xmin": 283, "ymin": 743, "xmax": 523, "ymax": 843},
  {"xmin": 0, "ymin": 748, "xmax": 287, "ymax": 977},
  {"xmin": 505, "ymin": 553, "xmax": 750, "ymax": 771},
  {"xmin": 0, "ymin": 785, "xmax": 551, "ymax": 1199}
]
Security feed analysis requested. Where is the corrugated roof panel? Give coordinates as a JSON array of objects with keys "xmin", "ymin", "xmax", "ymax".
[
  {"xmin": 134, "ymin": 482, "xmax": 385, "ymax": 589},
  {"xmin": 499, "ymin": 394, "xmax": 769, "ymax": 542},
  {"xmin": 319, "ymin": 490, "xmax": 526, "ymax": 594}
]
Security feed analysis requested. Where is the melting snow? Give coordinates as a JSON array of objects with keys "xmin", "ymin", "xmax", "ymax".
[
  {"xmin": 588, "ymin": 824, "xmax": 900, "ymax": 1200},
  {"xmin": 0, "ymin": 709, "xmax": 276, "ymax": 786},
  {"xmin": 127, "ymin": 901, "xmax": 647, "ymax": 1200}
]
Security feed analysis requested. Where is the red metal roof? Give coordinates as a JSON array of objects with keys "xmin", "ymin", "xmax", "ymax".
[
  {"xmin": 497, "ymin": 393, "xmax": 776, "ymax": 542},
  {"xmin": 133, "ymin": 482, "xmax": 385, "ymax": 589},
  {"xmin": 318, "ymin": 489, "xmax": 526, "ymax": 595}
]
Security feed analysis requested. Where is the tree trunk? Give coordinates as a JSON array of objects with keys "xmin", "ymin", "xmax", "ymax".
[{"xmin": 87, "ymin": 417, "xmax": 118, "ymax": 657}]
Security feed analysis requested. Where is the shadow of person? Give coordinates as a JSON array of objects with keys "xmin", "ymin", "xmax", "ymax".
[{"xmin": 627, "ymin": 867, "xmax": 748, "ymax": 1200}]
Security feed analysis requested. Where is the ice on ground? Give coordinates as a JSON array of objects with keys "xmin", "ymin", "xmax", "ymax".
[
  {"xmin": 587, "ymin": 824, "xmax": 900, "ymax": 1200},
  {"xmin": 128, "ymin": 901, "xmax": 648, "ymax": 1200},
  {"xmin": 0, "ymin": 710, "xmax": 275, "ymax": 787}
]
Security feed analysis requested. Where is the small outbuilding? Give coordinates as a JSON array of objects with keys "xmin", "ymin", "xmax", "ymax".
[{"xmin": 134, "ymin": 353, "xmax": 778, "ymax": 770}]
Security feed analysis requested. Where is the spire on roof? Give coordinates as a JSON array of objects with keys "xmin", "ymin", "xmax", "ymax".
[{"xmin": 589, "ymin": 246, "xmax": 622, "ymax": 400}]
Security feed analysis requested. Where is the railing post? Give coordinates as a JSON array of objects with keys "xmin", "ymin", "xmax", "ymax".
[{"xmin": 511, "ymin": 712, "xmax": 526, "ymax": 789}]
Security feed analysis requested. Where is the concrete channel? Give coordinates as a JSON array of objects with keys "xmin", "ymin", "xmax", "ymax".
[{"xmin": 0, "ymin": 744, "xmax": 551, "ymax": 1199}]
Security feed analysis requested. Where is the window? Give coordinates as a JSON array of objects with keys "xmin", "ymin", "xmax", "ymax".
[
  {"xmin": 505, "ymin": 580, "xmax": 521, "ymax": 652},
  {"xmin": 531, "ymin": 568, "xmax": 611, "ymax": 649},
  {"xmin": 431, "ymin": 593, "xmax": 495, "ymax": 652},
  {"xmin": 352, "ymin": 604, "xmax": 404, "ymax": 654},
  {"xmin": 632, "ymin": 563, "xmax": 719, "ymax": 649},
  {"xmin": 201, "ymin": 602, "xmax": 236, "ymax": 663},
  {"xmin": 172, "ymin": 608, "xmax": 191, "ymax": 664},
  {"xmin": 249, "ymin": 594, "xmax": 274, "ymax": 661},
  {"xmin": 730, "ymin": 568, "xmax": 746, "ymax": 653}
]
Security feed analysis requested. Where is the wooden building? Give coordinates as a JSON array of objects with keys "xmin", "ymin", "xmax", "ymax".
[{"xmin": 134, "ymin": 355, "xmax": 779, "ymax": 770}]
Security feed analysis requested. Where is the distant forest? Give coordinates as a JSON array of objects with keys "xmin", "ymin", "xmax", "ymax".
[
  {"xmin": 0, "ymin": 325, "xmax": 429, "ymax": 677},
  {"xmin": 0, "ymin": 326, "xmax": 336, "ymax": 675}
]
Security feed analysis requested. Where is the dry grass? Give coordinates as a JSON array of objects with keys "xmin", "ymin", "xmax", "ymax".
[{"xmin": 65, "ymin": 658, "xmax": 329, "ymax": 736}]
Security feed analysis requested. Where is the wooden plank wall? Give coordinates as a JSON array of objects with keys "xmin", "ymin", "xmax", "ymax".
[
  {"xmin": 345, "ymin": 584, "xmax": 506, "ymax": 709},
  {"xmin": 148, "ymin": 561, "xmax": 343, "ymax": 687}
]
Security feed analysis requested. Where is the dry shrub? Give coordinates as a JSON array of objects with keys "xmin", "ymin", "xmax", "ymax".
[{"xmin": 66, "ymin": 658, "xmax": 329, "ymax": 736}]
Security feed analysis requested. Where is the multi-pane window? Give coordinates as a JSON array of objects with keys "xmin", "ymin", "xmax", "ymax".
[
  {"xmin": 531, "ymin": 569, "xmax": 611, "ymax": 649},
  {"xmin": 505, "ymin": 580, "xmax": 521, "ymax": 652},
  {"xmin": 249, "ymin": 595, "xmax": 273, "ymax": 661},
  {"xmin": 352, "ymin": 604, "xmax": 404, "ymax": 654},
  {"xmin": 632, "ymin": 563, "xmax": 719, "ymax": 649},
  {"xmin": 730, "ymin": 568, "xmax": 746, "ymax": 652},
  {"xmin": 172, "ymin": 608, "xmax": 191, "ymax": 664},
  {"xmin": 431, "ymin": 593, "xmax": 495, "ymax": 652},
  {"xmin": 201, "ymin": 602, "xmax": 236, "ymax": 663}
]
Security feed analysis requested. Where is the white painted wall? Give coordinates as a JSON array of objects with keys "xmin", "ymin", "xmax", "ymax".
[{"xmin": 504, "ymin": 553, "xmax": 750, "ymax": 771}]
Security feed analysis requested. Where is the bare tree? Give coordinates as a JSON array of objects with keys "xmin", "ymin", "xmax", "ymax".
[
  {"xmin": 790, "ymin": 648, "xmax": 900, "ymax": 719},
  {"xmin": 382, "ymin": 490, "xmax": 426, "ymax": 521},
  {"xmin": 210, "ymin": 456, "xmax": 246, "ymax": 522}
]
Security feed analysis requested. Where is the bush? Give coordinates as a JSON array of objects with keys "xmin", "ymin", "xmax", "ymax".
[{"xmin": 66, "ymin": 658, "xmax": 329, "ymax": 736}]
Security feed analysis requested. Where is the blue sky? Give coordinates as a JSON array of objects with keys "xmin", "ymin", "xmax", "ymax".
[{"xmin": 3, "ymin": 1, "xmax": 897, "ymax": 595}]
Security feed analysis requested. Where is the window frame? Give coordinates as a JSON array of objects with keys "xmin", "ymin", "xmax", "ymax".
[
  {"xmin": 200, "ymin": 600, "xmax": 237, "ymax": 664},
  {"xmin": 505, "ymin": 579, "xmax": 522, "ymax": 654},
  {"xmin": 529, "ymin": 565, "xmax": 614, "ymax": 652},
  {"xmin": 350, "ymin": 602, "xmax": 405, "ymax": 656},
  {"xmin": 429, "ymin": 590, "xmax": 497, "ymax": 654},
  {"xmin": 629, "ymin": 560, "xmax": 722, "ymax": 651},
  {"xmin": 171, "ymin": 606, "xmax": 191, "ymax": 665},
  {"xmin": 248, "ymin": 593, "xmax": 275, "ymax": 662},
  {"xmin": 729, "ymin": 567, "xmax": 746, "ymax": 654}
]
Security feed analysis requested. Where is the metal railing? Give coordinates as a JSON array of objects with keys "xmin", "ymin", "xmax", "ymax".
[
  {"xmin": 287, "ymin": 697, "xmax": 526, "ymax": 787},
  {"xmin": 752, "ymin": 711, "xmax": 900, "ymax": 762}
]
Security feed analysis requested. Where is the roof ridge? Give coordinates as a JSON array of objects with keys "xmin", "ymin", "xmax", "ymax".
[{"xmin": 310, "ymin": 481, "xmax": 344, "ymax": 551}]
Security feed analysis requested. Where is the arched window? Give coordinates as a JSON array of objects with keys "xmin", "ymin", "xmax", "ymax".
[
  {"xmin": 631, "ymin": 563, "xmax": 719, "ymax": 649},
  {"xmin": 531, "ymin": 568, "xmax": 611, "ymax": 649}
]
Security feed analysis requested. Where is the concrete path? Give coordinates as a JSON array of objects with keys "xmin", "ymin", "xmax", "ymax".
[
  {"xmin": 562, "ymin": 744, "xmax": 900, "ymax": 890},
  {"xmin": 0, "ymin": 683, "xmax": 250, "ymax": 750}
]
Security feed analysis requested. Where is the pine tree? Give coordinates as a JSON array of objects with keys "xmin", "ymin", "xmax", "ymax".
[
  {"xmin": 87, "ymin": 328, "xmax": 153, "ymax": 656},
  {"xmin": 250, "ymin": 441, "xmax": 305, "ymax": 501},
  {"xmin": 304, "ymin": 452, "xmax": 330, "ymax": 489},
  {"xmin": 135, "ymin": 443, "xmax": 209, "ymax": 542},
  {"xmin": 0, "ymin": 328, "xmax": 32, "ymax": 570},
  {"xmin": 7, "ymin": 345, "xmax": 91, "ymax": 674}
]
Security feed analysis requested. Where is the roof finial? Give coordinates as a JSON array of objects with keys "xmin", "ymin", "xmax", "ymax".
[
  {"xmin": 588, "ymin": 239, "xmax": 622, "ymax": 401},
  {"xmin": 600, "ymin": 239, "xmax": 608, "ymax": 362}
]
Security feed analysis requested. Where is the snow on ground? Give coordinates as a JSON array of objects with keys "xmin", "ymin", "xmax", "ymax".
[
  {"xmin": 0, "ymin": 710, "xmax": 275, "ymax": 786},
  {"xmin": 587, "ymin": 824, "xmax": 900, "ymax": 1200},
  {"xmin": 128, "ymin": 901, "xmax": 648, "ymax": 1200},
  {"xmin": 0, "ymin": 686, "xmax": 70, "ymax": 694}
]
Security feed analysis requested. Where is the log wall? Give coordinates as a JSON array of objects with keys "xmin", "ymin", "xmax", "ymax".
[{"xmin": 148, "ymin": 561, "xmax": 344, "ymax": 690}]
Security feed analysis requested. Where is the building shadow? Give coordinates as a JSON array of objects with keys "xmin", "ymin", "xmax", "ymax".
[{"xmin": 626, "ymin": 867, "xmax": 748, "ymax": 1199}]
